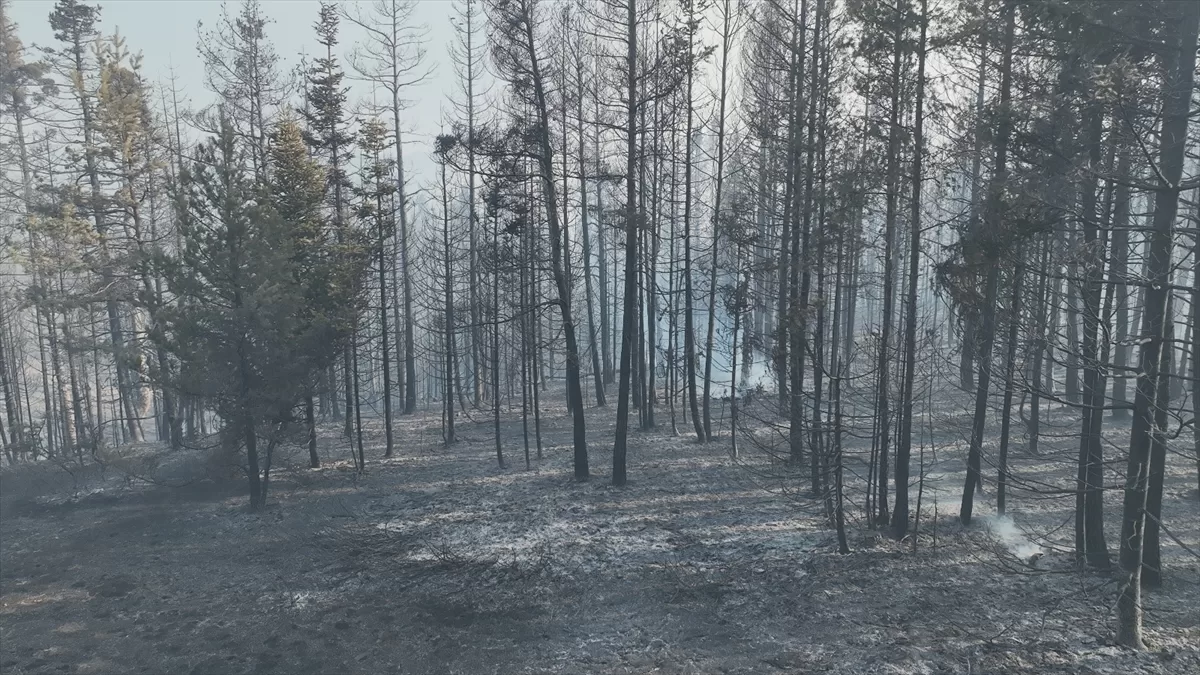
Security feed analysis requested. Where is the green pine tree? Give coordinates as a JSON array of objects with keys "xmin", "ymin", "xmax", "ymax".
[{"xmin": 158, "ymin": 113, "xmax": 365, "ymax": 509}]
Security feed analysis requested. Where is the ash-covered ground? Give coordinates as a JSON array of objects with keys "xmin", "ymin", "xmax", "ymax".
[{"xmin": 2, "ymin": 397, "xmax": 1197, "ymax": 674}]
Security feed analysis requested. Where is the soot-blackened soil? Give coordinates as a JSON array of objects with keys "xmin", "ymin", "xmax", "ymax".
[{"xmin": 2, "ymin": 399, "xmax": 1197, "ymax": 674}]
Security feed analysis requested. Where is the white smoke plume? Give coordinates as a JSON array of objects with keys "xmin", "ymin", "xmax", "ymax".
[{"xmin": 982, "ymin": 514, "xmax": 1042, "ymax": 561}]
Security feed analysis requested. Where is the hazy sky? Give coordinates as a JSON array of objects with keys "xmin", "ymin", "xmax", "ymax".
[{"xmin": 8, "ymin": 0, "xmax": 459, "ymax": 187}]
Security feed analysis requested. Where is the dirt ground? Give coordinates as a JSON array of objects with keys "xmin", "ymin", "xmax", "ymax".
[{"xmin": 1, "ymin": 396, "xmax": 1198, "ymax": 675}]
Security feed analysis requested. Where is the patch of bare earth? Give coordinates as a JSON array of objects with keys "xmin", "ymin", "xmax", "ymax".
[{"xmin": 2, "ymin": 400, "xmax": 1197, "ymax": 674}]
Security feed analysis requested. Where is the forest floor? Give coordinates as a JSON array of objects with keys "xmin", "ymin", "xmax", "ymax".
[{"xmin": 1, "ymin": 393, "xmax": 1198, "ymax": 674}]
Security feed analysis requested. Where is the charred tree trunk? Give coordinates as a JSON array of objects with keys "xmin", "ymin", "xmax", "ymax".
[
  {"xmin": 1116, "ymin": 0, "xmax": 1197, "ymax": 649},
  {"xmin": 892, "ymin": 0, "xmax": 926, "ymax": 538},
  {"xmin": 960, "ymin": 0, "xmax": 1015, "ymax": 526}
]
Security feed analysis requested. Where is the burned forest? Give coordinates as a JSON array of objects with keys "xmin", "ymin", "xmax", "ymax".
[{"xmin": 1, "ymin": 0, "xmax": 1198, "ymax": 672}]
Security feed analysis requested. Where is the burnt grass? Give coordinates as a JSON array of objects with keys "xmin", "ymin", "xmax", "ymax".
[{"xmin": 2, "ymin": 398, "xmax": 1198, "ymax": 674}]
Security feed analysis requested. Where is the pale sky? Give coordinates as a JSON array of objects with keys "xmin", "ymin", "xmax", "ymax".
[{"xmin": 7, "ymin": 0, "xmax": 459, "ymax": 186}]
